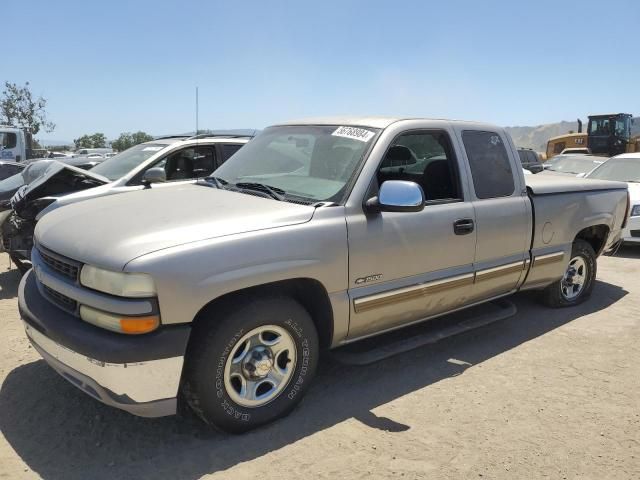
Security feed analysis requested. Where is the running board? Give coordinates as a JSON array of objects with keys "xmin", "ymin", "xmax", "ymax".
[{"xmin": 331, "ymin": 299, "xmax": 517, "ymax": 365}]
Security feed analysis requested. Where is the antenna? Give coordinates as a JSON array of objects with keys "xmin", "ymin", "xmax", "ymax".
[{"xmin": 195, "ymin": 86, "xmax": 199, "ymax": 135}]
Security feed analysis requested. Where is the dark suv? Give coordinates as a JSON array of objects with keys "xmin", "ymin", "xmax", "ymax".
[{"xmin": 517, "ymin": 148, "xmax": 544, "ymax": 173}]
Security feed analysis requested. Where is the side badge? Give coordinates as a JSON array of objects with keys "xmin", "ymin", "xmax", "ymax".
[{"xmin": 355, "ymin": 274, "xmax": 382, "ymax": 285}]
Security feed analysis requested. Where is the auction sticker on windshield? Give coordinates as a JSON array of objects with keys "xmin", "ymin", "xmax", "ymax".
[
  {"xmin": 332, "ymin": 126, "xmax": 375, "ymax": 142},
  {"xmin": 142, "ymin": 146, "xmax": 164, "ymax": 151}
]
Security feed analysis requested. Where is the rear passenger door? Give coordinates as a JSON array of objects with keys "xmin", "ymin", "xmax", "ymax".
[{"xmin": 457, "ymin": 129, "xmax": 532, "ymax": 301}]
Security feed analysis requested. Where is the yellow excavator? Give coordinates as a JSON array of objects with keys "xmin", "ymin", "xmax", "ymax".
[{"xmin": 545, "ymin": 113, "xmax": 639, "ymax": 160}]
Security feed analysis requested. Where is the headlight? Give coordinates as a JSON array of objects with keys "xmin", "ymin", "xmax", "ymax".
[
  {"xmin": 80, "ymin": 305, "xmax": 159, "ymax": 334},
  {"xmin": 631, "ymin": 205, "xmax": 640, "ymax": 217},
  {"xmin": 80, "ymin": 265, "xmax": 156, "ymax": 298}
]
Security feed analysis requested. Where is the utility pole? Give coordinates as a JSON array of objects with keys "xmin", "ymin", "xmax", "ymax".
[{"xmin": 195, "ymin": 86, "xmax": 199, "ymax": 134}]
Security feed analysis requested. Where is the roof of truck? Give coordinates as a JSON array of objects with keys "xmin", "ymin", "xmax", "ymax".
[{"xmin": 274, "ymin": 116, "xmax": 499, "ymax": 130}]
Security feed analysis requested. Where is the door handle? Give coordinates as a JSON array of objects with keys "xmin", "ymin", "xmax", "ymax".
[{"xmin": 453, "ymin": 218, "xmax": 474, "ymax": 235}]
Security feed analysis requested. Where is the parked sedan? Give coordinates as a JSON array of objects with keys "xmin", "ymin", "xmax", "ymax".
[
  {"xmin": 586, "ymin": 153, "xmax": 640, "ymax": 245},
  {"xmin": 540, "ymin": 154, "xmax": 604, "ymax": 177}
]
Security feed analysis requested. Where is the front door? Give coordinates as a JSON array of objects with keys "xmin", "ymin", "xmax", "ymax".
[{"xmin": 346, "ymin": 129, "xmax": 477, "ymax": 340}]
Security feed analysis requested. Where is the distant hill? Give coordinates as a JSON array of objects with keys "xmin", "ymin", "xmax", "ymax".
[{"xmin": 506, "ymin": 117, "xmax": 640, "ymax": 152}]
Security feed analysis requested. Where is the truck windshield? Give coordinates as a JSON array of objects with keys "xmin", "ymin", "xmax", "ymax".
[
  {"xmin": 544, "ymin": 155, "xmax": 602, "ymax": 175},
  {"xmin": 90, "ymin": 143, "xmax": 168, "ymax": 181},
  {"xmin": 214, "ymin": 125, "xmax": 379, "ymax": 203},
  {"xmin": 587, "ymin": 158, "xmax": 640, "ymax": 182}
]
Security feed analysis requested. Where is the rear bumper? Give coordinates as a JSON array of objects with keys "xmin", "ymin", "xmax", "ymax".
[{"xmin": 19, "ymin": 270, "xmax": 191, "ymax": 417}]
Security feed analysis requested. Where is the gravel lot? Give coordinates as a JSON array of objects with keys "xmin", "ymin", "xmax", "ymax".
[{"xmin": 1, "ymin": 249, "xmax": 639, "ymax": 479}]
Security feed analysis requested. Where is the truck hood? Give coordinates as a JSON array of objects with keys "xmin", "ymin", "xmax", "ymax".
[{"xmin": 35, "ymin": 184, "xmax": 316, "ymax": 270}]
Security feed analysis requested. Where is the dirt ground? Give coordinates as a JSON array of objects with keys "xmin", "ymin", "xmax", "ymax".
[{"xmin": 0, "ymin": 249, "xmax": 639, "ymax": 480}]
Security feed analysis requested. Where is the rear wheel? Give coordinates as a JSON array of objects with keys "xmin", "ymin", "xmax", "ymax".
[
  {"xmin": 541, "ymin": 239, "xmax": 596, "ymax": 307},
  {"xmin": 182, "ymin": 296, "xmax": 319, "ymax": 433}
]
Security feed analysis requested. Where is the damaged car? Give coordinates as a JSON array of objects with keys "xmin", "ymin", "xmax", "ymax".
[
  {"xmin": 3, "ymin": 162, "xmax": 107, "ymax": 271},
  {"xmin": 2, "ymin": 133, "xmax": 253, "ymax": 272}
]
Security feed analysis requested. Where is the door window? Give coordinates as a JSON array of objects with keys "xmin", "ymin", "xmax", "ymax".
[
  {"xmin": 462, "ymin": 131, "xmax": 514, "ymax": 199},
  {"xmin": 376, "ymin": 131, "xmax": 461, "ymax": 202}
]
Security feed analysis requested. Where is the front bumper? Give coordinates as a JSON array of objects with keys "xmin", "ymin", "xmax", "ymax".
[{"xmin": 18, "ymin": 270, "xmax": 191, "ymax": 417}]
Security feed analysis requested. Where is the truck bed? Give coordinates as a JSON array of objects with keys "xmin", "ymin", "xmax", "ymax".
[{"xmin": 525, "ymin": 175, "xmax": 627, "ymax": 195}]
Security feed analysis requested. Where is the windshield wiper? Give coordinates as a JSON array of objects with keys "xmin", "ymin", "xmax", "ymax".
[
  {"xmin": 235, "ymin": 182, "xmax": 286, "ymax": 201},
  {"xmin": 198, "ymin": 176, "xmax": 229, "ymax": 189}
]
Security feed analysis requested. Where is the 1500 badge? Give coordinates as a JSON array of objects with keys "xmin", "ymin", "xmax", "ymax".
[{"xmin": 355, "ymin": 274, "xmax": 382, "ymax": 285}]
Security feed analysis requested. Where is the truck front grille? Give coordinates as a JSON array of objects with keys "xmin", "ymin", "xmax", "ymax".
[
  {"xmin": 38, "ymin": 248, "xmax": 80, "ymax": 281},
  {"xmin": 42, "ymin": 285, "xmax": 78, "ymax": 312}
]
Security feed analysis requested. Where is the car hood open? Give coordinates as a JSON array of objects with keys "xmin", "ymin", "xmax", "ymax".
[
  {"xmin": 12, "ymin": 161, "xmax": 108, "ymax": 214},
  {"xmin": 35, "ymin": 184, "xmax": 316, "ymax": 270}
]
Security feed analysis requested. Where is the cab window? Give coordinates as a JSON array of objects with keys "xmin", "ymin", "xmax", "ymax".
[
  {"xmin": 462, "ymin": 130, "xmax": 515, "ymax": 199},
  {"xmin": 1, "ymin": 133, "xmax": 17, "ymax": 149}
]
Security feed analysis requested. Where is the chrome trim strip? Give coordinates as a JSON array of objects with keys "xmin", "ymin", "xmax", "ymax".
[
  {"xmin": 353, "ymin": 273, "xmax": 474, "ymax": 313},
  {"xmin": 533, "ymin": 251, "xmax": 565, "ymax": 267},
  {"xmin": 474, "ymin": 260, "xmax": 526, "ymax": 282}
]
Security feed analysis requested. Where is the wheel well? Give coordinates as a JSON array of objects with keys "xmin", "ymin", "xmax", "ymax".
[
  {"xmin": 575, "ymin": 224, "xmax": 609, "ymax": 255},
  {"xmin": 191, "ymin": 278, "xmax": 334, "ymax": 349}
]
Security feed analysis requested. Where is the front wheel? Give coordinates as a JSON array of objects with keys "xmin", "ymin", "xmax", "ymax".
[
  {"xmin": 182, "ymin": 296, "xmax": 319, "ymax": 433},
  {"xmin": 541, "ymin": 239, "xmax": 596, "ymax": 307}
]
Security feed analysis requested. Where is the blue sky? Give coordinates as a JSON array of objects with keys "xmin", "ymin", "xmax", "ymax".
[{"xmin": 4, "ymin": 0, "xmax": 639, "ymax": 142}]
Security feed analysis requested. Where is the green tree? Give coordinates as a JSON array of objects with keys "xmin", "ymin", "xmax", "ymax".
[
  {"xmin": 112, "ymin": 131, "xmax": 153, "ymax": 152},
  {"xmin": 74, "ymin": 132, "xmax": 107, "ymax": 149},
  {"xmin": 0, "ymin": 81, "xmax": 55, "ymax": 135}
]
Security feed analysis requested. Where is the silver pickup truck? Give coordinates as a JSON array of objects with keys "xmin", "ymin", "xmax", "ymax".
[{"xmin": 18, "ymin": 117, "xmax": 629, "ymax": 433}]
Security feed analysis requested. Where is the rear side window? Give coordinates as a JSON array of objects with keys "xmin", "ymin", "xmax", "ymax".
[
  {"xmin": 462, "ymin": 131, "xmax": 514, "ymax": 199},
  {"xmin": 220, "ymin": 144, "xmax": 243, "ymax": 163}
]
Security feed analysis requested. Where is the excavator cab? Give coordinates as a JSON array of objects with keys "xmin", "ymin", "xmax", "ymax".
[{"xmin": 587, "ymin": 113, "xmax": 633, "ymax": 156}]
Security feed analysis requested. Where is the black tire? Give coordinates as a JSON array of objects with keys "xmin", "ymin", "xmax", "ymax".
[
  {"xmin": 540, "ymin": 239, "xmax": 597, "ymax": 308},
  {"xmin": 182, "ymin": 296, "xmax": 319, "ymax": 433},
  {"xmin": 9, "ymin": 253, "xmax": 31, "ymax": 275}
]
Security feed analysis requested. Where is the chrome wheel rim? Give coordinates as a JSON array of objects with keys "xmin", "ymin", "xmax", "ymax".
[
  {"xmin": 561, "ymin": 255, "xmax": 588, "ymax": 301},
  {"xmin": 223, "ymin": 325, "xmax": 297, "ymax": 408}
]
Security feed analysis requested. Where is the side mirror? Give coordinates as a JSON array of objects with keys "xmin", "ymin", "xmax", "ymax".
[
  {"xmin": 365, "ymin": 180, "xmax": 424, "ymax": 213},
  {"xmin": 141, "ymin": 167, "xmax": 166, "ymax": 186}
]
